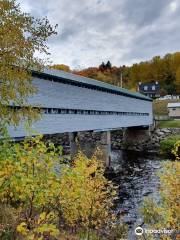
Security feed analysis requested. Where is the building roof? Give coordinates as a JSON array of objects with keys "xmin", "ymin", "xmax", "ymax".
[
  {"xmin": 167, "ymin": 102, "xmax": 180, "ymax": 108},
  {"xmin": 32, "ymin": 68, "xmax": 152, "ymax": 101}
]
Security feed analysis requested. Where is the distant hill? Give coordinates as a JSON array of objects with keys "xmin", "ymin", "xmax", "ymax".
[{"xmin": 51, "ymin": 52, "xmax": 180, "ymax": 95}]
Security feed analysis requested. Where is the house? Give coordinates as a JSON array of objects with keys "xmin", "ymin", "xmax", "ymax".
[
  {"xmin": 138, "ymin": 82, "xmax": 160, "ymax": 98},
  {"xmin": 167, "ymin": 103, "xmax": 180, "ymax": 119}
]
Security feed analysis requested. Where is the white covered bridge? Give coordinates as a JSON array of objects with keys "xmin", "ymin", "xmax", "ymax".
[{"xmin": 8, "ymin": 69, "xmax": 153, "ymax": 138}]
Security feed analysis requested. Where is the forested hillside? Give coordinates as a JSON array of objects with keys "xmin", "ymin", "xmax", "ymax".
[{"xmin": 51, "ymin": 52, "xmax": 180, "ymax": 95}]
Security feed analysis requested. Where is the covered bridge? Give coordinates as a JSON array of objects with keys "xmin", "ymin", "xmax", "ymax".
[{"xmin": 8, "ymin": 69, "xmax": 153, "ymax": 138}]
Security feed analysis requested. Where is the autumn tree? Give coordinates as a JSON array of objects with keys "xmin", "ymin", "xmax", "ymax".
[
  {"xmin": 175, "ymin": 67, "xmax": 180, "ymax": 94},
  {"xmin": 0, "ymin": 0, "xmax": 57, "ymax": 132},
  {"xmin": 50, "ymin": 64, "xmax": 71, "ymax": 72},
  {"xmin": 106, "ymin": 60, "xmax": 112, "ymax": 70},
  {"xmin": 99, "ymin": 61, "xmax": 106, "ymax": 71}
]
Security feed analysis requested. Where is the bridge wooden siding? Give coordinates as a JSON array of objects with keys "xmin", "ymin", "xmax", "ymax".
[{"xmin": 8, "ymin": 69, "xmax": 153, "ymax": 138}]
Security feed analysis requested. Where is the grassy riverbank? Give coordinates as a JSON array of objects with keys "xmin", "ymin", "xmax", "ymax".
[{"xmin": 157, "ymin": 120, "xmax": 180, "ymax": 128}]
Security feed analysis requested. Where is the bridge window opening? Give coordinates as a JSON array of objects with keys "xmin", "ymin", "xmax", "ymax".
[
  {"xmin": 68, "ymin": 110, "xmax": 74, "ymax": 114},
  {"xmin": 8, "ymin": 105, "xmax": 149, "ymax": 117}
]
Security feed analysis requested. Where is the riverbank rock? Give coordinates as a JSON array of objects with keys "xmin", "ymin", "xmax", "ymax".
[
  {"xmin": 124, "ymin": 128, "xmax": 180, "ymax": 152},
  {"xmin": 43, "ymin": 128, "xmax": 180, "ymax": 154}
]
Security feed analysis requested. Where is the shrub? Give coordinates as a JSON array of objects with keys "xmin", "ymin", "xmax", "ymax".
[
  {"xmin": 0, "ymin": 204, "xmax": 18, "ymax": 239},
  {"xmin": 0, "ymin": 135, "xmax": 62, "ymax": 239},
  {"xmin": 0, "ymin": 136, "xmax": 119, "ymax": 239},
  {"xmin": 160, "ymin": 135, "xmax": 180, "ymax": 158},
  {"xmin": 140, "ymin": 141, "xmax": 180, "ymax": 239}
]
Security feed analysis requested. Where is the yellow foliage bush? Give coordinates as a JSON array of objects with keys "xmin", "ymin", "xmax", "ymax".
[
  {"xmin": 0, "ymin": 136, "xmax": 118, "ymax": 239},
  {"xmin": 57, "ymin": 151, "xmax": 117, "ymax": 230},
  {"xmin": 141, "ymin": 140, "xmax": 180, "ymax": 240}
]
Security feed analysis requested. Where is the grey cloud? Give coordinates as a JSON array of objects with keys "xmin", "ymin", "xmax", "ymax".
[
  {"xmin": 18, "ymin": 0, "xmax": 180, "ymax": 68},
  {"xmin": 121, "ymin": 0, "xmax": 172, "ymax": 27}
]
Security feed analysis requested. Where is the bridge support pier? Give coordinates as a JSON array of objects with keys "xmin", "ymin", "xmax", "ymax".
[
  {"xmin": 123, "ymin": 126, "xmax": 151, "ymax": 145},
  {"xmin": 69, "ymin": 132, "xmax": 78, "ymax": 159},
  {"xmin": 99, "ymin": 131, "xmax": 111, "ymax": 168},
  {"xmin": 69, "ymin": 130, "xmax": 111, "ymax": 167}
]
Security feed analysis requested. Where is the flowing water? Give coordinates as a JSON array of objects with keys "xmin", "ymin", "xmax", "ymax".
[
  {"xmin": 108, "ymin": 150, "xmax": 164, "ymax": 239},
  {"xmin": 79, "ymin": 142, "xmax": 165, "ymax": 239}
]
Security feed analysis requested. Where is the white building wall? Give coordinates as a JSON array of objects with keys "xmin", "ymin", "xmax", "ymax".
[{"xmin": 168, "ymin": 108, "xmax": 180, "ymax": 118}]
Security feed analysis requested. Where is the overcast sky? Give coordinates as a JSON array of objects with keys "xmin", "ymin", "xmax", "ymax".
[{"xmin": 18, "ymin": 0, "xmax": 180, "ymax": 69}]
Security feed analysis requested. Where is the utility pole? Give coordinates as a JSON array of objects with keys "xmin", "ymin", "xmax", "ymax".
[{"xmin": 120, "ymin": 72, "xmax": 123, "ymax": 88}]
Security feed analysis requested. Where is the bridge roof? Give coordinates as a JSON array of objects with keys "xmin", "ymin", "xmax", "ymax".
[{"xmin": 32, "ymin": 68, "xmax": 152, "ymax": 101}]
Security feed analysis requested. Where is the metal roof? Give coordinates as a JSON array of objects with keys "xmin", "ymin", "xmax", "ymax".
[
  {"xmin": 167, "ymin": 102, "xmax": 180, "ymax": 108},
  {"xmin": 32, "ymin": 68, "xmax": 152, "ymax": 101}
]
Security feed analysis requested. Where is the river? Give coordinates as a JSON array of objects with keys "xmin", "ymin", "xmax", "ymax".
[
  {"xmin": 70, "ymin": 142, "xmax": 165, "ymax": 239},
  {"xmin": 107, "ymin": 149, "xmax": 164, "ymax": 239}
]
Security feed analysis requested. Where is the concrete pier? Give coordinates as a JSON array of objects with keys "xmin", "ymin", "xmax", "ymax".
[
  {"xmin": 123, "ymin": 126, "xmax": 151, "ymax": 145},
  {"xmin": 99, "ymin": 131, "xmax": 111, "ymax": 167},
  {"xmin": 69, "ymin": 132, "xmax": 78, "ymax": 158}
]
